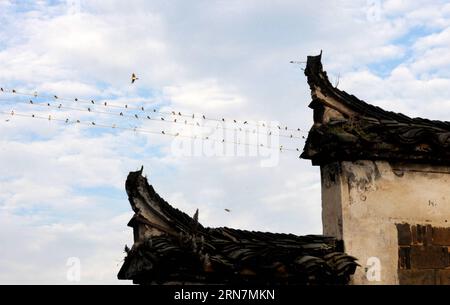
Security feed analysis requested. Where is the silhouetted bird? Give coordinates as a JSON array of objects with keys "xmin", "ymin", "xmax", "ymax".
[
  {"xmin": 134, "ymin": 114, "xmax": 138, "ymax": 119},
  {"xmin": 91, "ymin": 100, "xmax": 95, "ymax": 104},
  {"xmin": 243, "ymin": 121, "xmax": 248, "ymax": 124},
  {"xmin": 131, "ymin": 73, "xmax": 139, "ymax": 84},
  {"xmin": 120, "ymin": 112, "xmax": 123, "ymax": 116},
  {"xmin": 224, "ymin": 209, "xmax": 231, "ymax": 213},
  {"xmin": 29, "ymin": 100, "xmax": 33, "ymax": 104}
]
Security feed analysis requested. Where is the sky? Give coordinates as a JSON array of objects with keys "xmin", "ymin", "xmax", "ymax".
[{"xmin": 0, "ymin": 0, "xmax": 450, "ymax": 284}]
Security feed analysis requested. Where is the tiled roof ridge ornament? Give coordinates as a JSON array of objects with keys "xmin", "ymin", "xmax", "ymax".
[
  {"xmin": 301, "ymin": 52, "xmax": 450, "ymax": 166},
  {"xmin": 118, "ymin": 169, "xmax": 359, "ymax": 285}
]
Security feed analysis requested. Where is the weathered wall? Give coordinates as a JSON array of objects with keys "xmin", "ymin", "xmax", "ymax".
[{"xmin": 321, "ymin": 160, "xmax": 450, "ymax": 284}]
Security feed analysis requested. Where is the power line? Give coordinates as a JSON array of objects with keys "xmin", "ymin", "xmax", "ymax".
[
  {"xmin": 1, "ymin": 110, "xmax": 303, "ymax": 154},
  {"xmin": 0, "ymin": 97, "xmax": 307, "ymax": 140},
  {"xmin": 0, "ymin": 87, "xmax": 309, "ymax": 134}
]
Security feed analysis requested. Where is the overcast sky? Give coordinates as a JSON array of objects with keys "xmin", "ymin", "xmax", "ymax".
[{"xmin": 1, "ymin": 0, "xmax": 450, "ymax": 284}]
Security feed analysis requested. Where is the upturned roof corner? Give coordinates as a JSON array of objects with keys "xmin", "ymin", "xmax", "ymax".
[{"xmin": 301, "ymin": 52, "xmax": 450, "ymax": 166}]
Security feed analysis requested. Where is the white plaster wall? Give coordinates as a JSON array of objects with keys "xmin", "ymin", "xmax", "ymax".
[{"xmin": 321, "ymin": 160, "xmax": 450, "ymax": 285}]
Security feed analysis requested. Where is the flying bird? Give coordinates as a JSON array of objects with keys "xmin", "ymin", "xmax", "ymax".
[
  {"xmin": 224, "ymin": 209, "xmax": 231, "ymax": 213},
  {"xmin": 131, "ymin": 73, "xmax": 139, "ymax": 84},
  {"xmin": 290, "ymin": 60, "xmax": 306, "ymax": 65}
]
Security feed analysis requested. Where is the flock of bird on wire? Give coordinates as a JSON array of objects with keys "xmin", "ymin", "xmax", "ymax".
[{"xmin": 1, "ymin": 71, "xmax": 309, "ymax": 154}]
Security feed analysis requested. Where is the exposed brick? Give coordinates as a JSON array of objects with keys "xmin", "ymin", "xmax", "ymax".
[
  {"xmin": 410, "ymin": 245, "xmax": 449, "ymax": 269},
  {"xmin": 413, "ymin": 225, "xmax": 433, "ymax": 245},
  {"xmin": 398, "ymin": 269, "xmax": 436, "ymax": 285},
  {"xmin": 411, "ymin": 225, "xmax": 418, "ymax": 244},
  {"xmin": 398, "ymin": 247, "xmax": 411, "ymax": 269},
  {"xmin": 438, "ymin": 269, "xmax": 450, "ymax": 285},
  {"xmin": 426, "ymin": 225, "xmax": 433, "ymax": 246},
  {"xmin": 432, "ymin": 227, "xmax": 450, "ymax": 246},
  {"xmin": 396, "ymin": 223, "xmax": 412, "ymax": 246}
]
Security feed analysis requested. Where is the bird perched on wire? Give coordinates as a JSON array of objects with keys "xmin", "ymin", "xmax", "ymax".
[{"xmin": 131, "ymin": 73, "xmax": 139, "ymax": 84}]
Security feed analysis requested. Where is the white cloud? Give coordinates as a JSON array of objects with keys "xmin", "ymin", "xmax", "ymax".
[{"xmin": 1, "ymin": 0, "xmax": 450, "ymax": 284}]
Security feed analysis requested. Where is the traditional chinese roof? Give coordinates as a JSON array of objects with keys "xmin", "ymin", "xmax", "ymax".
[
  {"xmin": 117, "ymin": 168, "xmax": 358, "ymax": 285},
  {"xmin": 301, "ymin": 52, "xmax": 450, "ymax": 165}
]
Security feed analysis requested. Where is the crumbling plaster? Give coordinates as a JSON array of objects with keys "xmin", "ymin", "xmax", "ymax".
[{"xmin": 321, "ymin": 160, "xmax": 450, "ymax": 284}]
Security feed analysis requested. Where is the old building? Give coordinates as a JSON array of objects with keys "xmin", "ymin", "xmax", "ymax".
[
  {"xmin": 301, "ymin": 52, "xmax": 450, "ymax": 284},
  {"xmin": 117, "ymin": 167, "xmax": 358, "ymax": 284},
  {"xmin": 118, "ymin": 52, "xmax": 450, "ymax": 285}
]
